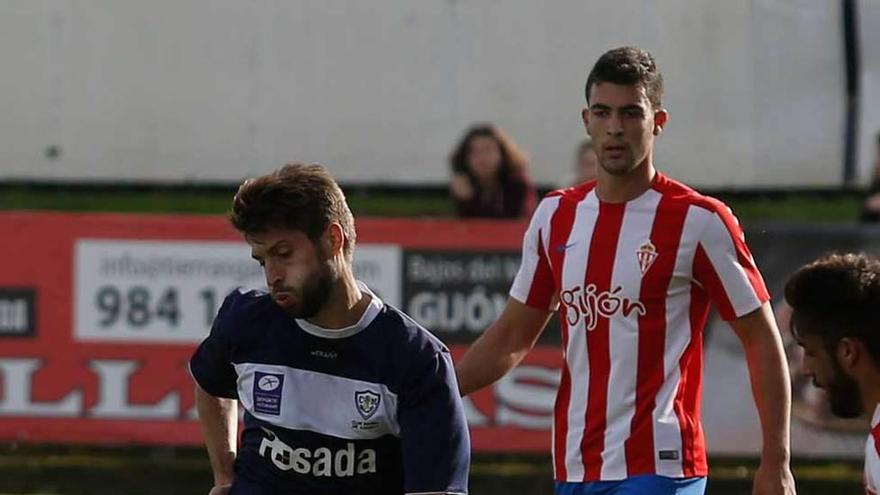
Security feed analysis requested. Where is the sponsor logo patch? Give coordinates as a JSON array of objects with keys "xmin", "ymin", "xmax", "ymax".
[
  {"xmin": 253, "ymin": 372, "xmax": 284, "ymax": 415},
  {"xmin": 553, "ymin": 241, "xmax": 578, "ymax": 253},
  {"xmin": 258, "ymin": 427, "xmax": 377, "ymax": 476},
  {"xmin": 559, "ymin": 284, "xmax": 646, "ymax": 330},
  {"xmin": 0, "ymin": 288, "xmax": 36, "ymax": 337}
]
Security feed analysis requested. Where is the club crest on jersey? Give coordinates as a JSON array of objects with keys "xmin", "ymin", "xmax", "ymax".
[
  {"xmin": 355, "ymin": 390, "xmax": 381, "ymax": 420},
  {"xmin": 636, "ymin": 240, "xmax": 658, "ymax": 275}
]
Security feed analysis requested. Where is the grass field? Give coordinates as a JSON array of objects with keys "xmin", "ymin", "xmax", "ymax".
[{"xmin": 0, "ymin": 443, "xmax": 866, "ymax": 495}]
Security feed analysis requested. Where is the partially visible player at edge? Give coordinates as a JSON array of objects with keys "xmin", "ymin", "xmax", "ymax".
[
  {"xmin": 785, "ymin": 253, "xmax": 880, "ymax": 494},
  {"xmin": 454, "ymin": 46, "xmax": 796, "ymax": 495},
  {"xmin": 190, "ymin": 164, "xmax": 470, "ymax": 495}
]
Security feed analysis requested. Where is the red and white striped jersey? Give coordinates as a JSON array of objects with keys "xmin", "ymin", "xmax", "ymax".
[
  {"xmin": 865, "ymin": 405, "xmax": 880, "ymax": 494},
  {"xmin": 510, "ymin": 172, "xmax": 769, "ymax": 482}
]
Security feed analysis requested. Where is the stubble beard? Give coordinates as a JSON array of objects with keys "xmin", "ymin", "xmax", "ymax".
[
  {"xmin": 276, "ymin": 254, "xmax": 337, "ymax": 319},
  {"xmin": 599, "ymin": 150, "xmax": 639, "ymax": 177},
  {"xmin": 825, "ymin": 361, "xmax": 864, "ymax": 419}
]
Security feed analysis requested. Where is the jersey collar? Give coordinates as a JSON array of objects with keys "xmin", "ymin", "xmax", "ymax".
[{"xmin": 295, "ymin": 281, "xmax": 384, "ymax": 339}]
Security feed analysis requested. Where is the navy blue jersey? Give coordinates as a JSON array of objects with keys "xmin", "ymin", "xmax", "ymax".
[{"xmin": 190, "ymin": 285, "xmax": 470, "ymax": 495}]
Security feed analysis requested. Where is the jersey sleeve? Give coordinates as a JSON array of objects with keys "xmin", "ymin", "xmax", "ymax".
[
  {"xmin": 692, "ymin": 205, "xmax": 769, "ymax": 321},
  {"xmin": 188, "ymin": 290, "xmax": 242, "ymax": 399},
  {"xmin": 509, "ymin": 197, "xmax": 558, "ymax": 311},
  {"xmin": 398, "ymin": 349, "xmax": 470, "ymax": 495}
]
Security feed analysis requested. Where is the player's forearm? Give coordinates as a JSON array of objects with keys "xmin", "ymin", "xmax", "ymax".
[
  {"xmin": 738, "ymin": 309, "xmax": 792, "ymax": 464},
  {"xmin": 748, "ymin": 346, "xmax": 792, "ymax": 462},
  {"xmin": 455, "ymin": 320, "xmax": 531, "ymax": 396},
  {"xmin": 195, "ymin": 385, "xmax": 239, "ymax": 485}
]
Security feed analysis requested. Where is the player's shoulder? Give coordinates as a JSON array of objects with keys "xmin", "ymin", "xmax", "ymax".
[
  {"xmin": 654, "ymin": 173, "xmax": 734, "ymax": 218},
  {"xmin": 220, "ymin": 287, "xmax": 275, "ymax": 315},
  {"xmin": 530, "ymin": 181, "xmax": 596, "ymax": 223},
  {"xmin": 375, "ymin": 303, "xmax": 450, "ymax": 356},
  {"xmin": 545, "ymin": 180, "xmax": 596, "ymax": 203},
  {"xmin": 212, "ymin": 287, "xmax": 278, "ymax": 337}
]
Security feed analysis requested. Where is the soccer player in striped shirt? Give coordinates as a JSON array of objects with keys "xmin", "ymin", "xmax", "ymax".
[
  {"xmin": 190, "ymin": 164, "xmax": 470, "ymax": 495},
  {"xmin": 455, "ymin": 46, "xmax": 796, "ymax": 494},
  {"xmin": 785, "ymin": 253, "xmax": 880, "ymax": 494}
]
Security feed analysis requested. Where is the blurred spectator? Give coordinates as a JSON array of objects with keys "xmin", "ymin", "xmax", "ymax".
[
  {"xmin": 860, "ymin": 132, "xmax": 880, "ymax": 223},
  {"xmin": 572, "ymin": 137, "xmax": 599, "ymax": 185},
  {"xmin": 449, "ymin": 124, "xmax": 537, "ymax": 219}
]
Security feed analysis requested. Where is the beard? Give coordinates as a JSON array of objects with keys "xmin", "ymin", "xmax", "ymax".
[
  {"xmin": 273, "ymin": 255, "xmax": 336, "ymax": 319},
  {"xmin": 824, "ymin": 361, "xmax": 863, "ymax": 418}
]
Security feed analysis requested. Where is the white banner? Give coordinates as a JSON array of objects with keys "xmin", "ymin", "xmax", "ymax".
[{"xmin": 75, "ymin": 240, "xmax": 402, "ymax": 343}]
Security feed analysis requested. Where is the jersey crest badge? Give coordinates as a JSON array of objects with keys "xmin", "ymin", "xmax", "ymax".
[
  {"xmin": 355, "ymin": 390, "xmax": 381, "ymax": 420},
  {"xmin": 637, "ymin": 240, "xmax": 658, "ymax": 275}
]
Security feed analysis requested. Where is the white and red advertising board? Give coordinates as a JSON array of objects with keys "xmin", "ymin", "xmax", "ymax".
[
  {"xmin": 0, "ymin": 212, "xmax": 558, "ymax": 452},
  {"xmin": 0, "ymin": 212, "xmax": 873, "ymax": 457}
]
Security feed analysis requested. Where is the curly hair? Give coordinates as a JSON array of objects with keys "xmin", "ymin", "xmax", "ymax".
[
  {"xmin": 229, "ymin": 163, "xmax": 356, "ymax": 260},
  {"xmin": 784, "ymin": 252, "xmax": 880, "ymax": 360}
]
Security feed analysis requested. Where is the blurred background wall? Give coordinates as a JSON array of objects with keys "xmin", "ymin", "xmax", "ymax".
[{"xmin": 1, "ymin": 0, "xmax": 877, "ymax": 188}]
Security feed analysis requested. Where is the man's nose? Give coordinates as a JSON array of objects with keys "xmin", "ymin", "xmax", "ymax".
[
  {"xmin": 264, "ymin": 261, "xmax": 283, "ymax": 286},
  {"xmin": 606, "ymin": 112, "xmax": 624, "ymax": 135}
]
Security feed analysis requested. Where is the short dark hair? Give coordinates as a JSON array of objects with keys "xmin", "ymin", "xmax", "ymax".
[
  {"xmin": 585, "ymin": 46, "xmax": 664, "ymax": 109},
  {"xmin": 230, "ymin": 163, "xmax": 356, "ymax": 260},
  {"xmin": 784, "ymin": 252, "xmax": 880, "ymax": 361}
]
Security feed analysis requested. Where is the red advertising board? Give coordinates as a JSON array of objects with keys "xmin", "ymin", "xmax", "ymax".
[{"xmin": 0, "ymin": 212, "xmax": 558, "ymax": 451}]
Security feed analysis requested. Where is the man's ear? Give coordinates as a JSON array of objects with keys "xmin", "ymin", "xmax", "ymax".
[
  {"xmin": 653, "ymin": 108, "xmax": 669, "ymax": 136},
  {"xmin": 836, "ymin": 337, "xmax": 861, "ymax": 375},
  {"xmin": 325, "ymin": 223, "xmax": 345, "ymax": 257}
]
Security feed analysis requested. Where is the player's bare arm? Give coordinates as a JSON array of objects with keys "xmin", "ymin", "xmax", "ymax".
[
  {"xmin": 729, "ymin": 302, "xmax": 797, "ymax": 495},
  {"xmin": 195, "ymin": 383, "xmax": 238, "ymax": 493},
  {"xmin": 455, "ymin": 298, "xmax": 552, "ymax": 396}
]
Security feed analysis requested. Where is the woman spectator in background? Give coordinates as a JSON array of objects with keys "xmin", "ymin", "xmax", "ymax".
[{"xmin": 449, "ymin": 124, "xmax": 537, "ymax": 219}]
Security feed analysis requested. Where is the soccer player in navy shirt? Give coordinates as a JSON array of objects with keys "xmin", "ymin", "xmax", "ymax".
[{"xmin": 190, "ymin": 163, "xmax": 470, "ymax": 495}]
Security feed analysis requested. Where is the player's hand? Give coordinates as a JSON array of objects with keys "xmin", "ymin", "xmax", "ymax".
[
  {"xmin": 208, "ymin": 484, "xmax": 232, "ymax": 495},
  {"xmin": 752, "ymin": 462, "xmax": 796, "ymax": 494}
]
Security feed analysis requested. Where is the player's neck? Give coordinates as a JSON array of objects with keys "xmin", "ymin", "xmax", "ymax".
[
  {"xmin": 596, "ymin": 160, "xmax": 656, "ymax": 203},
  {"xmin": 307, "ymin": 269, "xmax": 370, "ymax": 330}
]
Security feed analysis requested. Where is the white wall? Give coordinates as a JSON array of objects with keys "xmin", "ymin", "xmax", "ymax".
[
  {"xmin": 0, "ymin": 1, "xmax": 852, "ymax": 188},
  {"xmin": 858, "ymin": 0, "xmax": 880, "ymax": 183}
]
